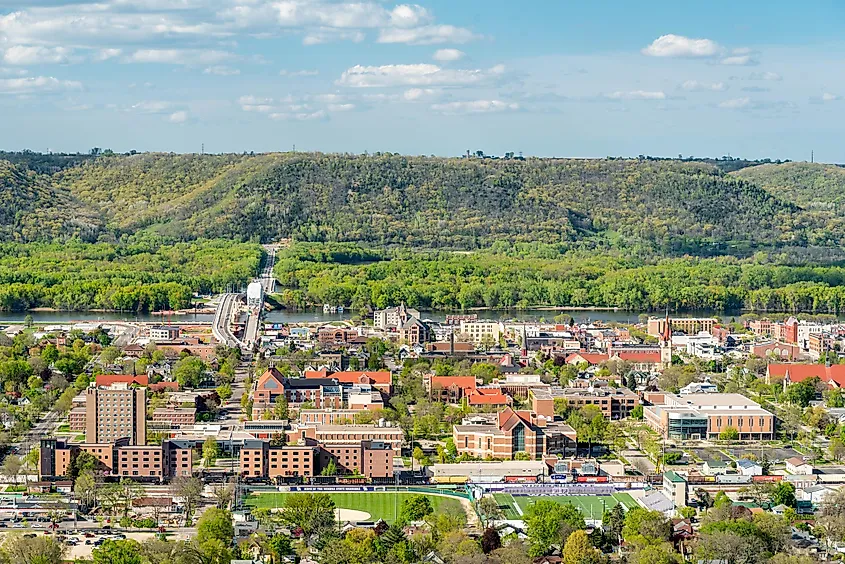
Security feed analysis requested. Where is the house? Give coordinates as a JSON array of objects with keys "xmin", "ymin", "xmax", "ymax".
[
  {"xmin": 736, "ymin": 459, "xmax": 763, "ymax": 476},
  {"xmin": 466, "ymin": 388, "xmax": 511, "ymax": 408},
  {"xmin": 426, "ymin": 376, "xmax": 478, "ymax": 403},
  {"xmin": 679, "ymin": 379, "xmax": 718, "ymax": 395},
  {"xmin": 564, "ymin": 352, "xmax": 609, "ymax": 366},
  {"xmin": 800, "ymin": 485, "xmax": 834, "ymax": 505},
  {"xmin": 786, "ymin": 456, "xmax": 814, "ymax": 475},
  {"xmin": 702, "ymin": 459, "xmax": 729, "ymax": 476}
]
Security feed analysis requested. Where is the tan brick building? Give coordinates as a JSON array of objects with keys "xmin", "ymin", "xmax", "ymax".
[
  {"xmin": 452, "ymin": 408, "xmax": 577, "ymax": 460},
  {"xmin": 239, "ymin": 439, "xmax": 393, "ymax": 480},
  {"xmin": 152, "ymin": 408, "xmax": 197, "ymax": 428},
  {"xmin": 86, "ymin": 384, "xmax": 146, "ymax": 445}
]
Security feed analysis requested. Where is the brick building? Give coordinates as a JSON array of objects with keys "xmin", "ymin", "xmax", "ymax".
[
  {"xmin": 152, "ymin": 408, "xmax": 197, "ymax": 428},
  {"xmin": 533, "ymin": 387, "xmax": 640, "ymax": 420},
  {"xmin": 239, "ymin": 439, "xmax": 393, "ymax": 480},
  {"xmin": 39, "ymin": 438, "xmax": 192, "ymax": 481},
  {"xmin": 643, "ymin": 393, "xmax": 775, "ymax": 440},
  {"xmin": 86, "ymin": 384, "xmax": 147, "ymax": 445},
  {"xmin": 452, "ymin": 408, "xmax": 577, "ymax": 460}
]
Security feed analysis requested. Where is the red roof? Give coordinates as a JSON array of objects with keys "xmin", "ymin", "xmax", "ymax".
[
  {"xmin": 330, "ymin": 371, "xmax": 392, "ymax": 386},
  {"xmin": 95, "ymin": 374, "xmax": 149, "ymax": 387},
  {"xmin": 149, "ymin": 382, "xmax": 179, "ymax": 392},
  {"xmin": 304, "ymin": 370, "xmax": 329, "ymax": 379},
  {"xmin": 467, "ymin": 389, "xmax": 510, "ymax": 406},
  {"xmin": 431, "ymin": 376, "xmax": 477, "ymax": 393},
  {"xmin": 768, "ymin": 364, "xmax": 845, "ymax": 387},
  {"xmin": 565, "ymin": 353, "xmax": 609, "ymax": 365}
]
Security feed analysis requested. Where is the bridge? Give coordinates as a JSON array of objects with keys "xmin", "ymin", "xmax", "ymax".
[{"xmin": 212, "ymin": 293, "xmax": 246, "ymax": 349}]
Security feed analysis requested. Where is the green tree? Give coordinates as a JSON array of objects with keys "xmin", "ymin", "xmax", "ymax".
[
  {"xmin": 524, "ymin": 500, "xmax": 586, "ymax": 556},
  {"xmin": 562, "ymin": 530, "xmax": 606, "ymax": 564},
  {"xmin": 628, "ymin": 542, "xmax": 683, "ymax": 564},
  {"xmin": 622, "ymin": 508, "xmax": 671, "ymax": 549},
  {"xmin": 321, "ymin": 458, "xmax": 338, "ymax": 476},
  {"xmin": 400, "ymin": 495, "xmax": 433, "ymax": 522},
  {"xmin": 196, "ymin": 508, "xmax": 234, "ymax": 545},
  {"xmin": 92, "ymin": 539, "xmax": 142, "ymax": 564},
  {"xmin": 173, "ymin": 356, "xmax": 206, "ymax": 388},
  {"xmin": 203, "ymin": 437, "xmax": 218, "ymax": 467},
  {"xmin": 772, "ymin": 482, "xmax": 796, "ymax": 508},
  {"xmin": 785, "ymin": 378, "xmax": 819, "ymax": 407},
  {"xmin": 277, "ymin": 493, "xmax": 336, "ymax": 537},
  {"xmin": 0, "ymin": 534, "xmax": 65, "ymax": 564},
  {"xmin": 719, "ymin": 427, "xmax": 739, "ymax": 441}
]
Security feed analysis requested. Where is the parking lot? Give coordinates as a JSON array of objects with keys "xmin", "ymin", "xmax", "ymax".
[{"xmin": 722, "ymin": 445, "xmax": 803, "ymax": 462}]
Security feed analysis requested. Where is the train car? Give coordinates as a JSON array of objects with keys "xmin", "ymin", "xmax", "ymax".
[
  {"xmin": 576, "ymin": 476, "xmax": 609, "ymax": 483},
  {"xmin": 752, "ymin": 475, "xmax": 783, "ymax": 483},
  {"xmin": 504, "ymin": 475, "xmax": 539, "ymax": 483},
  {"xmin": 431, "ymin": 476, "xmax": 469, "ymax": 485}
]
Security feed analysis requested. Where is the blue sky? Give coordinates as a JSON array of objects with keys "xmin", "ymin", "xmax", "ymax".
[{"xmin": 1, "ymin": 0, "xmax": 844, "ymax": 161}]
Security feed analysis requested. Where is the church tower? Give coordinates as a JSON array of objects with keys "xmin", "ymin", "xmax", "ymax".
[{"xmin": 659, "ymin": 311, "xmax": 673, "ymax": 368}]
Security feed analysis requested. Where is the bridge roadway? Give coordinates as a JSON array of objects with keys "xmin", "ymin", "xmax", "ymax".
[{"xmin": 211, "ymin": 293, "xmax": 245, "ymax": 349}]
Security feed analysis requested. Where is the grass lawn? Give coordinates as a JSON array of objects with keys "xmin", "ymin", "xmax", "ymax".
[
  {"xmin": 494, "ymin": 492, "xmax": 638, "ymax": 521},
  {"xmin": 246, "ymin": 492, "xmax": 465, "ymax": 524}
]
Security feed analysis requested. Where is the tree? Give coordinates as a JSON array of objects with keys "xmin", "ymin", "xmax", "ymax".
[
  {"xmin": 173, "ymin": 356, "xmax": 206, "ymax": 388},
  {"xmin": 196, "ymin": 508, "xmax": 234, "ymax": 545},
  {"xmin": 74, "ymin": 469, "xmax": 98, "ymax": 509},
  {"xmin": 0, "ymin": 534, "xmax": 65, "ymax": 564},
  {"xmin": 273, "ymin": 395, "xmax": 289, "ymax": 420},
  {"xmin": 524, "ymin": 500, "xmax": 585, "ymax": 556},
  {"xmin": 92, "ymin": 539, "xmax": 142, "ymax": 564},
  {"xmin": 513, "ymin": 451, "xmax": 530, "ymax": 461},
  {"xmin": 826, "ymin": 387, "xmax": 845, "ymax": 408},
  {"xmin": 719, "ymin": 427, "xmax": 739, "ymax": 441},
  {"xmin": 277, "ymin": 493, "xmax": 336, "ymax": 537},
  {"xmin": 831, "ymin": 438, "xmax": 845, "ymax": 462},
  {"xmin": 400, "ymin": 495, "xmax": 433, "ymax": 522},
  {"xmin": 215, "ymin": 383, "xmax": 232, "ymax": 402},
  {"xmin": 628, "ymin": 542, "xmax": 683, "ymax": 564},
  {"xmin": 785, "ymin": 378, "xmax": 819, "ymax": 407},
  {"xmin": 562, "ymin": 530, "xmax": 605, "ymax": 564},
  {"xmin": 630, "ymin": 404, "xmax": 644, "ymax": 420},
  {"xmin": 321, "ymin": 458, "xmax": 338, "ymax": 476},
  {"xmin": 678, "ymin": 506, "xmax": 696, "ymax": 519},
  {"xmin": 602, "ymin": 503, "xmax": 626, "ymax": 549},
  {"xmin": 1, "ymin": 455, "xmax": 22, "ymax": 486},
  {"xmin": 171, "ymin": 476, "xmax": 203, "ymax": 526},
  {"xmin": 622, "ymin": 508, "xmax": 671, "ymax": 549},
  {"xmin": 210, "ymin": 480, "xmax": 236, "ymax": 510},
  {"xmin": 772, "ymin": 482, "xmax": 796, "ymax": 508},
  {"xmin": 203, "ymin": 437, "xmax": 218, "ymax": 467},
  {"xmin": 23, "ymin": 314, "xmax": 33, "ymax": 328},
  {"xmin": 478, "ymin": 496, "xmax": 503, "ymax": 529},
  {"xmin": 626, "ymin": 372, "xmax": 637, "ymax": 390},
  {"xmin": 480, "ymin": 527, "xmax": 502, "ymax": 554}
]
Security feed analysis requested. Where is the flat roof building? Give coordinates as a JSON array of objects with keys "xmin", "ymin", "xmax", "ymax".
[
  {"xmin": 86, "ymin": 384, "xmax": 146, "ymax": 446},
  {"xmin": 644, "ymin": 393, "xmax": 775, "ymax": 441}
]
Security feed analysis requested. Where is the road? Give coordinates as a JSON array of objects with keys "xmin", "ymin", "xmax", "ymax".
[
  {"xmin": 211, "ymin": 293, "xmax": 244, "ymax": 349},
  {"xmin": 20, "ymin": 408, "xmax": 61, "ymax": 455},
  {"xmin": 259, "ymin": 245, "xmax": 277, "ymax": 295}
]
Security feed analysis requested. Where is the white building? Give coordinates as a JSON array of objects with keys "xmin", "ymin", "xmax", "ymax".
[
  {"xmin": 459, "ymin": 320, "xmax": 504, "ymax": 345},
  {"xmin": 149, "ymin": 325, "xmax": 180, "ymax": 341},
  {"xmin": 246, "ymin": 282, "xmax": 264, "ymax": 308},
  {"xmin": 373, "ymin": 304, "xmax": 420, "ymax": 330},
  {"xmin": 679, "ymin": 379, "xmax": 718, "ymax": 395},
  {"xmin": 736, "ymin": 459, "xmax": 763, "ymax": 476},
  {"xmin": 786, "ymin": 456, "xmax": 814, "ymax": 475}
]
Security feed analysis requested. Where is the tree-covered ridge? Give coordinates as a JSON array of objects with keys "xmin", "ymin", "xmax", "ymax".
[
  {"xmin": 274, "ymin": 242, "xmax": 845, "ymax": 313},
  {"xmin": 0, "ymin": 161, "xmax": 103, "ymax": 243},
  {"xmin": 0, "ymin": 240, "xmax": 262, "ymax": 311},
  {"xmin": 733, "ymin": 162, "xmax": 845, "ymax": 212},
  {"xmin": 34, "ymin": 152, "xmax": 838, "ymax": 253}
]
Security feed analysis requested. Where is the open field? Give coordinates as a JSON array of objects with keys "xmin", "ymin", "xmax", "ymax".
[
  {"xmin": 246, "ymin": 492, "xmax": 465, "ymax": 524},
  {"xmin": 493, "ymin": 492, "xmax": 638, "ymax": 520}
]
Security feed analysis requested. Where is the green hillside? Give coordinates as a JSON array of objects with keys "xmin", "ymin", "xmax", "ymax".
[
  {"xmin": 2, "ymin": 153, "xmax": 844, "ymax": 255},
  {"xmin": 732, "ymin": 162, "xmax": 845, "ymax": 212},
  {"xmin": 0, "ymin": 161, "xmax": 103, "ymax": 242}
]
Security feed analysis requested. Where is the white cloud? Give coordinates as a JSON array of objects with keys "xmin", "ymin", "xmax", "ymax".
[
  {"xmin": 0, "ymin": 67, "xmax": 28, "ymax": 77},
  {"xmin": 2, "ymin": 45, "xmax": 73, "ymax": 65},
  {"xmin": 338, "ymin": 63, "xmax": 504, "ymax": 88},
  {"xmin": 721, "ymin": 55, "xmax": 757, "ymax": 66},
  {"xmin": 280, "ymin": 69, "xmax": 319, "ymax": 77},
  {"xmin": 378, "ymin": 25, "xmax": 478, "ymax": 45},
  {"xmin": 130, "ymin": 100, "xmax": 172, "ymax": 113},
  {"xmin": 680, "ymin": 80, "xmax": 726, "ymax": 92},
  {"xmin": 403, "ymin": 87, "xmax": 436, "ymax": 101},
  {"xmin": 433, "ymin": 48, "xmax": 464, "ymax": 62},
  {"xmin": 607, "ymin": 90, "xmax": 666, "ymax": 100},
  {"xmin": 238, "ymin": 95, "xmax": 273, "ymax": 105},
  {"xmin": 302, "ymin": 30, "xmax": 365, "ymax": 45},
  {"xmin": 642, "ymin": 34, "xmax": 720, "ymax": 57},
  {"xmin": 718, "ymin": 97, "xmax": 751, "ymax": 109},
  {"xmin": 431, "ymin": 100, "xmax": 519, "ymax": 114},
  {"xmin": 203, "ymin": 65, "xmax": 240, "ymax": 76},
  {"xmin": 327, "ymin": 103, "xmax": 355, "ymax": 112},
  {"xmin": 94, "ymin": 48, "xmax": 123, "ymax": 62},
  {"xmin": 127, "ymin": 49, "xmax": 234, "ymax": 65},
  {"xmin": 822, "ymin": 92, "xmax": 840, "ymax": 102},
  {"xmin": 168, "ymin": 110, "xmax": 188, "ymax": 123},
  {"xmin": 269, "ymin": 110, "xmax": 326, "ymax": 121},
  {"xmin": 746, "ymin": 71, "xmax": 782, "ymax": 81},
  {"xmin": 0, "ymin": 75, "xmax": 81, "ymax": 94},
  {"xmin": 389, "ymin": 5, "xmax": 431, "ymax": 28}
]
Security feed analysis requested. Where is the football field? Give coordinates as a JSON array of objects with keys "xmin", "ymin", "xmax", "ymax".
[{"xmin": 492, "ymin": 492, "xmax": 638, "ymax": 520}]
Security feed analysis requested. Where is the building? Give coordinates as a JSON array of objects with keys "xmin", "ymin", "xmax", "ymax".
[
  {"xmin": 373, "ymin": 304, "xmax": 420, "ymax": 331},
  {"xmin": 643, "ymin": 393, "xmax": 775, "ymax": 440},
  {"xmin": 736, "ymin": 459, "xmax": 763, "ymax": 476},
  {"xmin": 786, "ymin": 456, "xmax": 813, "ymax": 475},
  {"xmin": 317, "ymin": 328, "xmax": 359, "ymax": 345},
  {"xmin": 458, "ymin": 320, "xmax": 503, "ymax": 345},
  {"xmin": 426, "ymin": 375, "xmax": 478, "ymax": 403},
  {"xmin": 246, "ymin": 282, "xmax": 264, "ymax": 308},
  {"xmin": 95, "ymin": 374, "xmax": 149, "ymax": 387},
  {"xmin": 239, "ymin": 438, "xmax": 393, "ymax": 480},
  {"xmin": 647, "ymin": 317, "xmax": 717, "ymax": 337},
  {"xmin": 299, "ymin": 409, "xmax": 367, "ymax": 426},
  {"xmin": 564, "ymin": 352, "xmax": 610, "ymax": 366},
  {"xmin": 702, "ymin": 459, "xmax": 729, "ymax": 476},
  {"xmin": 539, "ymin": 387, "xmax": 639, "ymax": 420},
  {"xmin": 766, "ymin": 364, "xmax": 845, "ymax": 389},
  {"xmin": 679, "ymin": 380, "xmax": 718, "ymax": 395},
  {"xmin": 452, "ymin": 408, "xmax": 577, "ymax": 460},
  {"xmin": 749, "ymin": 341, "xmax": 800, "ymax": 361},
  {"xmin": 290, "ymin": 424, "xmax": 403, "ymax": 454},
  {"xmin": 243, "ymin": 420, "xmax": 290, "ymax": 440},
  {"xmin": 39, "ymin": 438, "xmax": 192, "ymax": 481},
  {"xmin": 399, "ymin": 317, "xmax": 431, "ymax": 345},
  {"xmin": 152, "ymin": 408, "xmax": 197, "ymax": 428},
  {"xmin": 149, "ymin": 326, "xmax": 181, "ymax": 341},
  {"xmin": 662, "ymin": 470, "xmax": 688, "ymax": 509},
  {"xmin": 86, "ymin": 384, "xmax": 147, "ymax": 445},
  {"xmin": 310, "ymin": 370, "xmax": 393, "ymax": 394}
]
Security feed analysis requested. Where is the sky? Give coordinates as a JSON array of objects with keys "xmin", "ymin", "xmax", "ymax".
[{"xmin": 1, "ymin": 0, "xmax": 844, "ymax": 161}]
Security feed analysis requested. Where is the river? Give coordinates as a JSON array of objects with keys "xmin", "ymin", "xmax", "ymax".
[{"xmin": 0, "ymin": 308, "xmax": 751, "ymax": 325}]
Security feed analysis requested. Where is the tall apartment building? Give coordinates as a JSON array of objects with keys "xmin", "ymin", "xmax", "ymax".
[
  {"xmin": 239, "ymin": 439, "xmax": 393, "ymax": 480},
  {"xmin": 458, "ymin": 320, "xmax": 503, "ymax": 345},
  {"xmin": 86, "ymin": 384, "xmax": 147, "ymax": 445},
  {"xmin": 39, "ymin": 438, "xmax": 192, "ymax": 481},
  {"xmin": 373, "ymin": 303, "xmax": 420, "ymax": 330},
  {"xmin": 647, "ymin": 317, "xmax": 717, "ymax": 337}
]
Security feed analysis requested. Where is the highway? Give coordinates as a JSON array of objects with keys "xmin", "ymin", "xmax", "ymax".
[{"xmin": 211, "ymin": 293, "xmax": 244, "ymax": 349}]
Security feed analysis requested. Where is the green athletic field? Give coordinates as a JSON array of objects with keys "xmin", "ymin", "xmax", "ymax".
[
  {"xmin": 246, "ymin": 492, "xmax": 465, "ymax": 524},
  {"xmin": 493, "ymin": 492, "xmax": 638, "ymax": 521}
]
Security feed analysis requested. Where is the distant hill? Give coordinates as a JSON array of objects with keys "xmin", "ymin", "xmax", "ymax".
[
  {"xmin": 0, "ymin": 161, "xmax": 103, "ymax": 242},
  {"xmin": 732, "ymin": 162, "xmax": 845, "ymax": 212},
  {"xmin": 1, "ymin": 153, "xmax": 843, "ymax": 255}
]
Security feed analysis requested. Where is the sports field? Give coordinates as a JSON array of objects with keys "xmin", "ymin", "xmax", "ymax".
[
  {"xmin": 246, "ymin": 492, "xmax": 466, "ymax": 524},
  {"xmin": 492, "ymin": 492, "xmax": 638, "ymax": 520}
]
